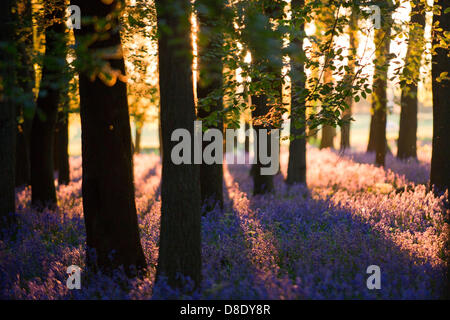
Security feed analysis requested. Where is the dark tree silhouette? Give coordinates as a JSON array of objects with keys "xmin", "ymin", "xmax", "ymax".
[
  {"xmin": 155, "ymin": 0, "xmax": 202, "ymax": 289},
  {"xmin": 397, "ymin": 0, "xmax": 425, "ymax": 160},
  {"xmin": 246, "ymin": 1, "xmax": 284, "ymax": 195},
  {"xmin": 30, "ymin": 0, "xmax": 67, "ymax": 207},
  {"xmin": 158, "ymin": 110, "xmax": 163, "ymax": 159},
  {"xmin": 0, "ymin": 0, "xmax": 17, "ymax": 226},
  {"xmin": 196, "ymin": 0, "xmax": 224, "ymax": 210},
  {"xmin": 367, "ymin": 1, "xmax": 393, "ymax": 167},
  {"xmin": 251, "ymin": 99, "xmax": 275, "ymax": 194},
  {"xmin": 429, "ymin": 0, "xmax": 450, "ymax": 300},
  {"xmin": 244, "ymin": 120, "xmax": 250, "ymax": 154},
  {"xmin": 54, "ymin": 109, "xmax": 70, "ymax": 185},
  {"xmin": 54, "ymin": 35, "xmax": 71, "ymax": 186},
  {"xmin": 15, "ymin": 0, "xmax": 35, "ymax": 187},
  {"xmin": 72, "ymin": 0, "xmax": 146, "ymax": 275},
  {"xmin": 430, "ymin": 1, "xmax": 450, "ymax": 195},
  {"xmin": 287, "ymin": 0, "xmax": 307, "ymax": 185}
]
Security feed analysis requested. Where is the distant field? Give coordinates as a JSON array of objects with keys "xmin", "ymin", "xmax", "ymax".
[
  {"xmin": 68, "ymin": 112, "xmax": 433, "ymax": 156},
  {"xmin": 342, "ymin": 112, "xmax": 433, "ymax": 151}
]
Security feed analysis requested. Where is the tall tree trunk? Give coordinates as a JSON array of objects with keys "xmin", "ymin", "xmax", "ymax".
[
  {"xmin": 341, "ymin": 8, "xmax": 358, "ymax": 150},
  {"xmin": 16, "ymin": 112, "xmax": 32, "ymax": 187},
  {"xmin": 320, "ymin": 125, "xmax": 336, "ymax": 149},
  {"xmin": 367, "ymin": 2, "xmax": 393, "ymax": 167},
  {"xmin": 0, "ymin": 0, "xmax": 17, "ymax": 227},
  {"xmin": 54, "ymin": 110, "xmax": 70, "ymax": 185},
  {"xmin": 58, "ymin": 42, "xmax": 71, "ymax": 186},
  {"xmin": 158, "ymin": 109, "xmax": 163, "ymax": 159},
  {"xmin": 155, "ymin": 0, "xmax": 202, "ymax": 289},
  {"xmin": 134, "ymin": 122, "xmax": 142, "ymax": 154},
  {"xmin": 196, "ymin": 0, "xmax": 224, "ymax": 210},
  {"xmin": 287, "ymin": 0, "xmax": 307, "ymax": 185},
  {"xmin": 397, "ymin": 1, "xmax": 425, "ymax": 160},
  {"xmin": 367, "ymin": 113, "xmax": 388, "ymax": 153},
  {"xmin": 54, "ymin": 47, "xmax": 71, "ymax": 186},
  {"xmin": 430, "ymin": 1, "xmax": 450, "ymax": 194},
  {"xmin": 15, "ymin": 0, "xmax": 35, "ymax": 187},
  {"xmin": 30, "ymin": 0, "xmax": 67, "ymax": 207},
  {"xmin": 247, "ymin": 2, "xmax": 283, "ymax": 195},
  {"xmin": 320, "ymin": 69, "xmax": 336, "ymax": 149},
  {"xmin": 251, "ymin": 93, "xmax": 275, "ymax": 194},
  {"xmin": 72, "ymin": 0, "xmax": 146, "ymax": 276},
  {"xmin": 269, "ymin": 4, "xmax": 283, "ymax": 177},
  {"xmin": 244, "ymin": 120, "xmax": 250, "ymax": 153},
  {"xmin": 430, "ymin": 1, "xmax": 450, "ymax": 299}
]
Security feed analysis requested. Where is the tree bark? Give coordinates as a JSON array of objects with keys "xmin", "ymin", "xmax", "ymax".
[
  {"xmin": 430, "ymin": 1, "xmax": 450, "ymax": 195},
  {"xmin": 244, "ymin": 121, "xmax": 250, "ymax": 153},
  {"xmin": 158, "ymin": 110, "xmax": 163, "ymax": 159},
  {"xmin": 397, "ymin": 1, "xmax": 425, "ymax": 160},
  {"xmin": 340, "ymin": 103, "xmax": 352, "ymax": 149},
  {"xmin": 16, "ymin": 111, "xmax": 33, "ymax": 187},
  {"xmin": 134, "ymin": 122, "xmax": 142, "ymax": 154},
  {"xmin": 430, "ymin": 1, "xmax": 450, "ymax": 300},
  {"xmin": 320, "ymin": 69, "xmax": 336, "ymax": 149},
  {"xmin": 320, "ymin": 125, "xmax": 336, "ymax": 149},
  {"xmin": 30, "ymin": 0, "xmax": 67, "ymax": 207},
  {"xmin": 251, "ymin": 94, "xmax": 275, "ymax": 194},
  {"xmin": 367, "ymin": 113, "xmax": 386, "ymax": 152},
  {"xmin": 54, "ymin": 43, "xmax": 71, "ymax": 187},
  {"xmin": 54, "ymin": 110, "xmax": 70, "ymax": 185},
  {"xmin": 287, "ymin": 0, "xmax": 307, "ymax": 185},
  {"xmin": 72, "ymin": 0, "xmax": 146, "ymax": 276},
  {"xmin": 196, "ymin": 0, "xmax": 224, "ymax": 210},
  {"xmin": 0, "ymin": 0, "xmax": 17, "ymax": 227},
  {"xmin": 341, "ymin": 8, "xmax": 358, "ymax": 150},
  {"xmin": 155, "ymin": 0, "xmax": 202, "ymax": 289},
  {"xmin": 15, "ymin": 0, "xmax": 35, "ymax": 187},
  {"xmin": 367, "ymin": 2, "xmax": 393, "ymax": 167},
  {"xmin": 247, "ymin": 2, "xmax": 283, "ymax": 195}
]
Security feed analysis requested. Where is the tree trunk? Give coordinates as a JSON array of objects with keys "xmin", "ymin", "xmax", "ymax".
[
  {"xmin": 155, "ymin": 0, "xmax": 202, "ymax": 289},
  {"xmin": 307, "ymin": 67, "xmax": 319, "ymax": 142},
  {"xmin": 251, "ymin": 94, "xmax": 275, "ymax": 194},
  {"xmin": 72, "ymin": 0, "xmax": 146, "ymax": 276},
  {"xmin": 54, "ymin": 41, "xmax": 71, "ymax": 187},
  {"xmin": 15, "ymin": 0, "xmax": 35, "ymax": 187},
  {"xmin": 158, "ymin": 110, "xmax": 163, "ymax": 159},
  {"xmin": 287, "ymin": 0, "xmax": 307, "ymax": 185},
  {"xmin": 244, "ymin": 121, "xmax": 250, "ymax": 153},
  {"xmin": 0, "ymin": 0, "xmax": 17, "ymax": 227},
  {"xmin": 397, "ymin": 1, "xmax": 425, "ymax": 160},
  {"xmin": 320, "ymin": 125, "xmax": 336, "ymax": 149},
  {"xmin": 341, "ymin": 8, "xmax": 358, "ymax": 150},
  {"xmin": 340, "ymin": 100, "xmax": 352, "ymax": 150},
  {"xmin": 30, "ymin": 0, "xmax": 67, "ymax": 207},
  {"xmin": 16, "ymin": 113, "xmax": 32, "ymax": 187},
  {"xmin": 247, "ymin": 2, "xmax": 283, "ymax": 195},
  {"xmin": 196, "ymin": 0, "xmax": 224, "ymax": 210},
  {"xmin": 320, "ymin": 69, "xmax": 336, "ymax": 149},
  {"xmin": 430, "ymin": 1, "xmax": 450, "ymax": 195},
  {"xmin": 134, "ymin": 122, "xmax": 142, "ymax": 154},
  {"xmin": 367, "ymin": 113, "xmax": 387, "ymax": 152},
  {"xmin": 367, "ymin": 3, "xmax": 392, "ymax": 167},
  {"xmin": 430, "ymin": 0, "xmax": 450, "ymax": 300},
  {"xmin": 54, "ymin": 110, "xmax": 70, "ymax": 185}
]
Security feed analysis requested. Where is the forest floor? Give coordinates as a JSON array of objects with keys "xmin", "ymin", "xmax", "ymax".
[{"xmin": 0, "ymin": 146, "xmax": 447, "ymax": 299}]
